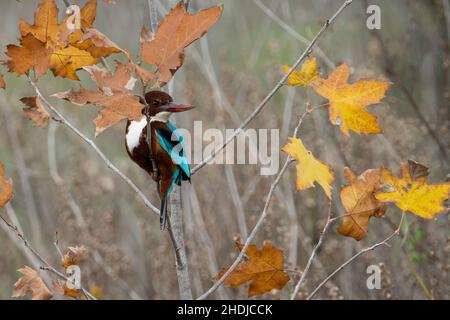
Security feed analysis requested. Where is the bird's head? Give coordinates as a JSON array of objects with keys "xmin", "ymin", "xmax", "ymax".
[{"xmin": 141, "ymin": 91, "xmax": 194, "ymax": 122}]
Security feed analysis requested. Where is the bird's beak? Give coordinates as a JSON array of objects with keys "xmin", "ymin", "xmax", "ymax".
[{"xmin": 159, "ymin": 102, "xmax": 194, "ymax": 113}]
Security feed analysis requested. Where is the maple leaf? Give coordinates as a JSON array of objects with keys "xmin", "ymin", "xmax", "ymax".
[
  {"xmin": 376, "ymin": 160, "xmax": 450, "ymax": 219},
  {"xmin": 53, "ymin": 61, "xmax": 143, "ymax": 135},
  {"xmin": 337, "ymin": 167, "xmax": 387, "ymax": 241},
  {"xmin": 282, "ymin": 137, "xmax": 334, "ymax": 199},
  {"xmin": 19, "ymin": 0, "xmax": 60, "ymax": 45},
  {"xmin": 62, "ymin": 246, "xmax": 87, "ymax": 268},
  {"xmin": 313, "ymin": 64, "xmax": 390, "ymax": 136},
  {"xmin": 12, "ymin": 266, "xmax": 53, "ymax": 300},
  {"xmin": 215, "ymin": 240, "xmax": 290, "ymax": 297},
  {"xmin": 20, "ymin": 97, "xmax": 50, "ymax": 128},
  {"xmin": 5, "ymin": 34, "xmax": 53, "ymax": 77},
  {"xmin": 283, "ymin": 57, "xmax": 323, "ymax": 87},
  {"xmin": 77, "ymin": 28, "xmax": 125, "ymax": 59},
  {"xmin": 0, "ymin": 73, "xmax": 5, "ymax": 89},
  {"xmin": 0, "ymin": 162, "xmax": 14, "ymax": 209},
  {"xmin": 140, "ymin": 1, "xmax": 223, "ymax": 86},
  {"xmin": 50, "ymin": 45, "xmax": 99, "ymax": 80}
]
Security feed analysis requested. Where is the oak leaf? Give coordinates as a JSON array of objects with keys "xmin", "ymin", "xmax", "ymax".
[
  {"xmin": 375, "ymin": 160, "xmax": 450, "ymax": 219},
  {"xmin": 282, "ymin": 137, "xmax": 334, "ymax": 199},
  {"xmin": 5, "ymin": 34, "xmax": 52, "ymax": 77},
  {"xmin": 53, "ymin": 62, "xmax": 143, "ymax": 135},
  {"xmin": 0, "ymin": 162, "xmax": 14, "ymax": 208},
  {"xmin": 314, "ymin": 64, "xmax": 390, "ymax": 136},
  {"xmin": 283, "ymin": 57, "xmax": 322, "ymax": 87},
  {"xmin": 215, "ymin": 241, "xmax": 290, "ymax": 297},
  {"xmin": 20, "ymin": 97, "xmax": 50, "ymax": 128},
  {"xmin": 140, "ymin": 1, "xmax": 223, "ymax": 86},
  {"xmin": 12, "ymin": 266, "xmax": 53, "ymax": 300},
  {"xmin": 338, "ymin": 167, "xmax": 387, "ymax": 240}
]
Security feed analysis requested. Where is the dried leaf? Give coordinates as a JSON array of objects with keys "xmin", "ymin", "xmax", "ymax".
[
  {"xmin": 53, "ymin": 62, "xmax": 143, "ymax": 135},
  {"xmin": 135, "ymin": 64, "xmax": 156, "ymax": 87},
  {"xmin": 19, "ymin": 0, "xmax": 60, "ymax": 45},
  {"xmin": 62, "ymin": 246, "xmax": 87, "ymax": 268},
  {"xmin": 338, "ymin": 167, "xmax": 387, "ymax": 240},
  {"xmin": 283, "ymin": 57, "xmax": 322, "ymax": 87},
  {"xmin": 0, "ymin": 73, "xmax": 5, "ymax": 89},
  {"xmin": 20, "ymin": 97, "xmax": 50, "ymax": 128},
  {"xmin": 5, "ymin": 34, "xmax": 52, "ymax": 77},
  {"xmin": 12, "ymin": 266, "xmax": 53, "ymax": 300},
  {"xmin": 50, "ymin": 45, "xmax": 98, "ymax": 80},
  {"xmin": 215, "ymin": 241, "xmax": 290, "ymax": 297},
  {"xmin": 78, "ymin": 28, "xmax": 125, "ymax": 58},
  {"xmin": 314, "ymin": 64, "xmax": 390, "ymax": 136},
  {"xmin": 140, "ymin": 1, "xmax": 223, "ymax": 86},
  {"xmin": 376, "ymin": 161, "xmax": 450, "ymax": 219},
  {"xmin": 282, "ymin": 137, "xmax": 334, "ymax": 199},
  {"xmin": 0, "ymin": 162, "xmax": 14, "ymax": 208}
]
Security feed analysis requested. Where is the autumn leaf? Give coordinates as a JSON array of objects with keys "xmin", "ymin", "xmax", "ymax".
[
  {"xmin": 0, "ymin": 162, "xmax": 14, "ymax": 208},
  {"xmin": 313, "ymin": 64, "xmax": 390, "ymax": 136},
  {"xmin": 5, "ymin": 34, "xmax": 52, "ymax": 77},
  {"xmin": 338, "ymin": 167, "xmax": 387, "ymax": 240},
  {"xmin": 0, "ymin": 73, "xmax": 5, "ymax": 89},
  {"xmin": 53, "ymin": 62, "xmax": 142, "ymax": 135},
  {"xmin": 20, "ymin": 97, "xmax": 50, "ymax": 128},
  {"xmin": 140, "ymin": 1, "xmax": 223, "ymax": 86},
  {"xmin": 376, "ymin": 160, "xmax": 450, "ymax": 219},
  {"xmin": 19, "ymin": 0, "xmax": 60, "ymax": 45},
  {"xmin": 215, "ymin": 241, "xmax": 290, "ymax": 297},
  {"xmin": 50, "ymin": 45, "xmax": 99, "ymax": 80},
  {"xmin": 282, "ymin": 137, "xmax": 334, "ymax": 199},
  {"xmin": 62, "ymin": 245, "xmax": 87, "ymax": 268},
  {"xmin": 283, "ymin": 57, "xmax": 322, "ymax": 87},
  {"xmin": 12, "ymin": 266, "xmax": 53, "ymax": 300},
  {"xmin": 77, "ymin": 28, "xmax": 125, "ymax": 59}
]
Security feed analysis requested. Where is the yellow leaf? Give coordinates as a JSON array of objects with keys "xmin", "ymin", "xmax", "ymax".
[
  {"xmin": 314, "ymin": 64, "xmax": 390, "ymax": 136},
  {"xmin": 283, "ymin": 57, "xmax": 322, "ymax": 87},
  {"xmin": 282, "ymin": 137, "xmax": 334, "ymax": 199},
  {"xmin": 50, "ymin": 45, "xmax": 99, "ymax": 80},
  {"xmin": 375, "ymin": 160, "xmax": 450, "ymax": 219}
]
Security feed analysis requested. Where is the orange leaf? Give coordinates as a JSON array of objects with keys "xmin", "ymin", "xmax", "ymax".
[
  {"xmin": 19, "ymin": 0, "xmax": 60, "ymax": 45},
  {"xmin": 0, "ymin": 162, "xmax": 14, "ymax": 209},
  {"xmin": 20, "ymin": 97, "xmax": 50, "ymax": 128},
  {"xmin": 215, "ymin": 240, "xmax": 290, "ymax": 298},
  {"xmin": 62, "ymin": 246, "xmax": 87, "ymax": 268},
  {"xmin": 282, "ymin": 137, "xmax": 334, "ymax": 199},
  {"xmin": 12, "ymin": 266, "xmax": 53, "ymax": 300},
  {"xmin": 338, "ymin": 167, "xmax": 387, "ymax": 240},
  {"xmin": 5, "ymin": 34, "xmax": 52, "ymax": 77},
  {"xmin": 314, "ymin": 64, "xmax": 390, "ymax": 136},
  {"xmin": 283, "ymin": 57, "xmax": 323, "ymax": 87},
  {"xmin": 140, "ymin": 1, "xmax": 223, "ymax": 86},
  {"xmin": 376, "ymin": 160, "xmax": 450, "ymax": 219},
  {"xmin": 0, "ymin": 73, "xmax": 5, "ymax": 89},
  {"xmin": 53, "ymin": 61, "xmax": 143, "ymax": 135}
]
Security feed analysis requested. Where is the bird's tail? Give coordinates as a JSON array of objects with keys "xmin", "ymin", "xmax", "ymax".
[{"xmin": 160, "ymin": 197, "xmax": 168, "ymax": 231}]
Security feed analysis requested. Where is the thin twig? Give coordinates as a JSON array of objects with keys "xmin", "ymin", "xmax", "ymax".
[
  {"xmin": 191, "ymin": 0, "xmax": 353, "ymax": 175},
  {"xmin": 290, "ymin": 202, "xmax": 332, "ymax": 299}
]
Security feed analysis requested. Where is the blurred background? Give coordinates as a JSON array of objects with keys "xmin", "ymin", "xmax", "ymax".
[{"xmin": 0, "ymin": 0, "xmax": 449, "ymax": 299}]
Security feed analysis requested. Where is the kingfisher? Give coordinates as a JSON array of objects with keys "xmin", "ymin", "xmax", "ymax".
[{"xmin": 125, "ymin": 91, "xmax": 193, "ymax": 230}]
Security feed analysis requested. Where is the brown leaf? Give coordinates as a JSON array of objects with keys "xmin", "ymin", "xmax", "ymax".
[
  {"xmin": 62, "ymin": 246, "xmax": 87, "ymax": 268},
  {"xmin": 12, "ymin": 266, "xmax": 53, "ymax": 300},
  {"xmin": 337, "ymin": 167, "xmax": 387, "ymax": 241},
  {"xmin": 78, "ymin": 28, "xmax": 126, "ymax": 58},
  {"xmin": 0, "ymin": 73, "xmax": 5, "ymax": 89},
  {"xmin": 19, "ymin": 0, "xmax": 60, "ymax": 45},
  {"xmin": 135, "ymin": 64, "xmax": 156, "ymax": 87},
  {"xmin": 4, "ymin": 34, "xmax": 52, "ymax": 77},
  {"xmin": 53, "ymin": 62, "xmax": 143, "ymax": 135},
  {"xmin": 20, "ymin": 97, "xmax": 50, "ymax": 128},
  {"xmin": 215, "ymin": 240, "xmax": 290, "ymax": 297},
  {"xmin": 140, "ymin": 1, "xmax": 223, "ymax": 86},
  {"xmin": 0, "ymin": 162, "xmax": 14, "ymax": 208}
]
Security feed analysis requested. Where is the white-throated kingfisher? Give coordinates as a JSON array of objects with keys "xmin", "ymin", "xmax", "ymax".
[{"xmin": 125, "ymin": 91, "xmax": 193, "ymax": 230}]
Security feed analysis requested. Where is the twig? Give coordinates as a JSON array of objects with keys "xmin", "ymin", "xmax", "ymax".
[
  {"xmin": 29, "ymin": 79, "xmax": 160, "ymax": 215},
  {"xmin": 0, "ymin": 215, "xmax": 96, "ymax": 300},
  {"xmin": 290, "ymin": 202, "xmax": 332, "ymax": 299},
  {"xmin": 191, "ymin": 0, "xmax": 353, "ymax": 175},
  {"xmin": 306, "ymin": 212, "xmax": 406, "ymax": 300},
  {"xmin": 197, "ymin": 103, "xmax": 319, "ymax": 300}
]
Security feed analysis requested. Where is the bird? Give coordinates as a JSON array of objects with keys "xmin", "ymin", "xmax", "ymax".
[{"xmin": 125, "ymin": 91, "xmax": 193, "ymax": 230}]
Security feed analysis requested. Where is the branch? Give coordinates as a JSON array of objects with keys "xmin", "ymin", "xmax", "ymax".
[
  {"xmin": 306, "ymin": 212, "xmax": 405, "ymax": 300},
  {"xmin": 0, "ymin": 215, "xmax": 96, "ymax": 300},
  {"xmin": 290, "ymin": 202, "xmax": 332, "ymax": 299},
  {"xmin": 191, "ymin": 0, "xmax": 353, "ymax": 175}
]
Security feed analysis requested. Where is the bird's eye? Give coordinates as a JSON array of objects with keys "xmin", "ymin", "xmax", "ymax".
[{"xmin": 153, "ymin": 99, "xmax": 161, "ymax": 106}]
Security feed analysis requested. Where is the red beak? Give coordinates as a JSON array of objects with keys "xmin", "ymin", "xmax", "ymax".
[{"xmin": 159, "ymin": 102, "xmax": 194, "ymax": 113}]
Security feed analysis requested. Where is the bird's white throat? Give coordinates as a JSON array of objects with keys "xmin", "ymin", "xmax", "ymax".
[{"xmin": 126, "ymin": 113, "xmax": 172, "ymax": 152}]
